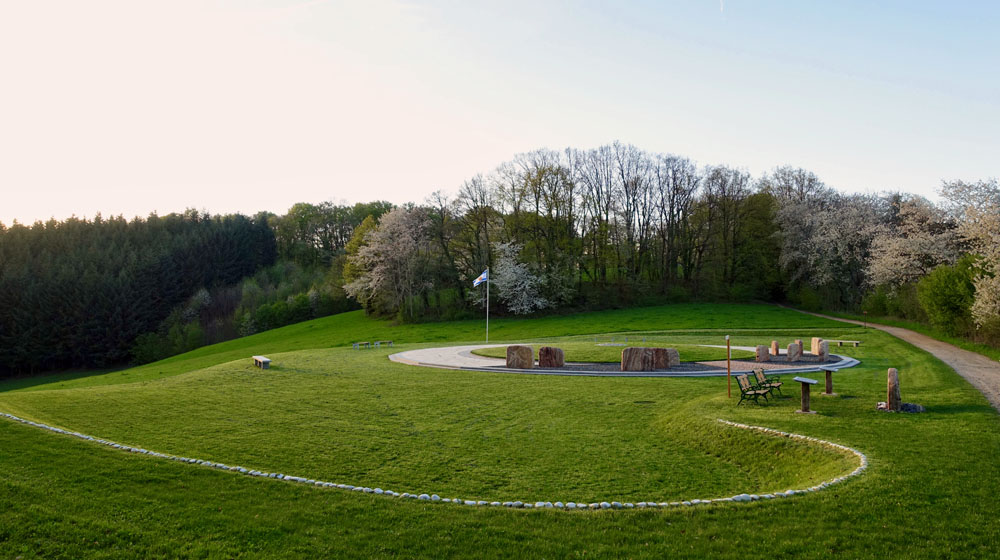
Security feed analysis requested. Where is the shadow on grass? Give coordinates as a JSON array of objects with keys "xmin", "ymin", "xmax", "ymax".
[
  {"xmin": 922, "ymin": 403, "xmax": 998, "ymax": 415},
  {"xmin": 0, "ymin": 367, "xmax": 122, "ymax": 393}
]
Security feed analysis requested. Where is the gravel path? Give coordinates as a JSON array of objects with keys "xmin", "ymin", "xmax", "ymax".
[
  {"xmin": 389, "ymin": 344, "xmax": 858, "ymax": 378},
  {"xmin": 790, "ymin": 308, "xmax": 1000, "ymax": 412}
]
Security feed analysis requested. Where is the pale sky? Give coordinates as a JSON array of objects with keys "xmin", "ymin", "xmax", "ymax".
[{"xmin": 1, "ymin": 0, "xmax": 998, "ymax": 226}]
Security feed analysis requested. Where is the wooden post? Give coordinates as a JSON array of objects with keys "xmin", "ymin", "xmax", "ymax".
[
  {"xmin": 793, "ymin": 376, "xmax": 818, "ymax": 414},
  {"xmin": 887, "ymin": 368, "xmax": 901, "ymax": 411},
  {"xmin": 823, "ymin": 368, "xmax": 835, "ymax": 395},
  {"xmin": 726, "ymin": 335, "xmax": 731, "ymax": 398}
]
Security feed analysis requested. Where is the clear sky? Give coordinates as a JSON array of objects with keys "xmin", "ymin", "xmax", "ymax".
[{"xmin": 1, "ymin": 0, "xmax": 997, "ymax": 225}]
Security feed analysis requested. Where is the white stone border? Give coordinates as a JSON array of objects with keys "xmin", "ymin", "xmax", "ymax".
[{"xmin": 0, "ymin": 411, "xmax": 866, "ymax": 510}]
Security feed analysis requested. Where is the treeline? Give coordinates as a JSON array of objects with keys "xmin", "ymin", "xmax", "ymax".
[
  {"xmin": 126, "ymin": 201, "xmax": 392, "ymax": 365},
  {"xmin": 0, "ymin": 211, "xmax": 275, "ymax": 375},
  {"xmin": 343, "ymin": 144, "xmax": 999, "ymax": 346},
  {"xmin": 2, "ymin": 142, "xmax": 996, "ymax": 377}
]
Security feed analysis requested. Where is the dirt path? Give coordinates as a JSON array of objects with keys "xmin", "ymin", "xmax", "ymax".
[{"xmin": 792, "ymin": 308, "xmax": 1000, "ymax": 412}]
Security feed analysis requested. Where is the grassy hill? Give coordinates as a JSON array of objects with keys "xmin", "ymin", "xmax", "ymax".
[{"xmin": 1, "ymin": 303, "xmax": 998, "ymax": 558}]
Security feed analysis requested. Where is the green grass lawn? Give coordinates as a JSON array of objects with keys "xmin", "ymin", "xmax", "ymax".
[
  {"xmin": 471, "ymin": 340, "xmax": 755, "ymax": 362},
  {"xmin": 2, "ymin": 303, "xmax": 999, "ymax": 558}
]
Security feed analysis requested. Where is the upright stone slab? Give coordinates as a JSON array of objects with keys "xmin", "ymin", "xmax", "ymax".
[
  {"xmin": 811, "ymin": 337, "xmax": 823, "ymax": 356},
  {"xmin": 887, "ymin": 368, "xmax": 901, "ymax": 411},
  {"xmin": 770, "ymin": 340, "xmax": 780, "ymax": 356},
  {"xmin": 652, "ymin": 348, "xmax": 670, "ymax": 370},
  {"xmin": 538, "ymin": 346, "xmax": 565, "ymax": 368},
  {"xmin": 622, "ymin": 347, "xmax": 655, "ymax": 371},
  {"xmin": 787, "ymin": 342, "xmax": 802, "ymax": 362},
  {"xmin": 755, "ymin": 345, "xmax": 771, "ymax": 362},
  {"xmin": 506, "ymin": 345, "xmax": 534, "ymax": 369},
  {"xmin": 665, "ymin": 348, "xmax": 680, "ymax": 367},
  {"xmin": 794, "ymin": 339, "xmax": 803, "ymax": 350},
  {"xmin": 818, "ymin": 340, "xmax": 830, "ymax": 362}
]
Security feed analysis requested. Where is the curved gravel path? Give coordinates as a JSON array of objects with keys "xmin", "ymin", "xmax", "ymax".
[
  {"xmin": 790, "ymin": 308, "xmax": 1000, "ymax": 413},
  {"xmin": 389, "ymin": 344, "xmax": 859, "ymax": 377}
]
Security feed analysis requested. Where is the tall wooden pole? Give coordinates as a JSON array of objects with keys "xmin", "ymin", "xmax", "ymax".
[
  {"xmin": 486, "ymin": 267, "xmax": 490, "ymax": 344},
  {"xmin": 726, "ymin": 335, "xmax": 731, "ymax": 398}
]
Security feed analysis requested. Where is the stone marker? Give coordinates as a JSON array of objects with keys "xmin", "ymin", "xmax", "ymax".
[
  {"xmin": 794, "ymin": 339, "xmax": 803, "ymax": 348},
  {"xmin": 811, "ymin": 337, "xmax": 823, "ymax": 355},
  {"xmin": 787, "ymin": 342, "xmax": 802, "ymax": 362},
  {"xmin": 755, "ymin": 345, "xmax": 771, "ymax": 362},
  {"xmin": 887, "ymin": 368, "xmax": 901, "ymax": 412},
  {"xmin": 506, "ymin": 345, "xmax": 534, "ymax": 369},
  {"xmin": 538, "ymin": 346, "xmax": 565, "ymax": 368},
  {"xmin": 817, "ymin": 340, "xmax": 830, "ymax": 362},
  {"xmin": 622, "ymin": 347, "xmax": 654, "ymax": 371},
  {"xmin": 665, "ymin": 348, "xmax": 680, "ymax": 367},
  {"xmin": 770, "ymin": 340, "xmax": 780, "ymax": 356},
  {"xmin": 652, "ymin": 348, "xmax": 670, "ymax": 369}
]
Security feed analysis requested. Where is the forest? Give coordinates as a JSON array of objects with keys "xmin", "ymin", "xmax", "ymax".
[{"xmin": 1, "ymin": 142, "xmax": 997, "ymax": 377}]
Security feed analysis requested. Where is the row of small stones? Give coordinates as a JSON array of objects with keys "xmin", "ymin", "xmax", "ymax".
[{"xmin": 0, "ymin": 411, "xmax": 866, "ymax": 510}]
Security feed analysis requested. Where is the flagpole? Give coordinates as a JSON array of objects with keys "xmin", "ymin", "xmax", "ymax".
[{"xmin": 486, "ymin": 268, "xmax": 490, "ymax": 343}]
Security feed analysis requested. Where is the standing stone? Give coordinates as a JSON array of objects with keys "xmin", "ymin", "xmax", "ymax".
[
  {"xmin": 887, "ymin": 368, "xmax": 901, "ymax": 411},
  {"xmin": 787, "ymin": 342, "xmax": 802, "ymax": 362},
  {"xmin": 811, "ymin": 337, "xmax": 823, "ymax": 355},
  {"xmin": 794, "ymin": 339, "xmax": 803, "ymax": 349},
  {"xmin": 770, "ymin": 340, "xmax": 780, "ymax": 356},
  {"xmin": 506, "ymin": 345, "xmax": 534, "ymax": 369},
  {"xmin": 818, "ymin": 340, "xmax": 830, "ymax": 362},
  {"xmin": 665, "ymin": 348, "xmax": 680, "ymax": 367},
  {"xmin": 755, "ymin": 345, "xmax": 771, "ymax": 362},
  {"xmin": 538, "ymin": 346, "xmax": 565, "ymax": 368},
  {"xmin": 652, "ymin": 348, "xmax": 670, "ymax": 369},
  {"xmin": 622, "ymin": 347, "xmax": 655, "ymax": 371}
]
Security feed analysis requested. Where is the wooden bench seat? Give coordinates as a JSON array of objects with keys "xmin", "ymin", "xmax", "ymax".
[{"xmin": 252, "ymin": 355, "xmax": 271, "ymax": 369}]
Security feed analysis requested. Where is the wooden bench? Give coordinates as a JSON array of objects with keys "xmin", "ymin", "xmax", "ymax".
[
  {"xmin": 752, "ymin": 368, "xmax": 783, "ymax": 396},
  {"xmin": 736, "ymin": 374, "xmax": 771, "ymax": 406},
  {"xmin": 827, "ymin": 340, "xmax": 862, "ymax": 347},
  {"xmin": 374, "ymin": 340, "xmax": 394, "ymax": 348},
  {"xmin": 252, "ymin": 355, "xmax": 271, "ymax": 369},
  {"xmin": 352, "ymin": 342, "xmax": 371, "ymax": 350}
]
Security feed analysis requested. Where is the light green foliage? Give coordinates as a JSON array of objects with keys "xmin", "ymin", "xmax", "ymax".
[{"xmin": 916, "ymin": 257, "xmax": 977, "ymax": 335}]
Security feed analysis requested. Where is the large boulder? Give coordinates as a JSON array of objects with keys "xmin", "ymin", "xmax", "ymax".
[
  {"xmin": 652, "ymin": 348, "xmax": 670, "ymax": 369},
  {"xmin": 665, "ymin": 348, "xmax": 680, "ymax": 368},
  {"xmin": 755, "ymin": 345, "xmax": 770, "ymax": 362},
  {"xmin": 770, "ymin": 340, "xmax": 780, "ymax": 356},
  {"xmin": 506, "ymin": 345, "xmax": 534, "ymax": 369},
  {"xmin": 787, "ymin": 342, "xmax": 802, "ymax": 362},
  {"xmin": 538, "ymin": 346, "xmax": 565, "ymax": 368},
  {"xmin": 817, "ymin": 340, "xmax": 830, "ymax": 362},
  {"xmin": 811, "ymin": 337, "xmax": 823, "ymax": 355},
  {"xmin": 622, "ymin": 347, "xmax": 655, "ymax": 371}
]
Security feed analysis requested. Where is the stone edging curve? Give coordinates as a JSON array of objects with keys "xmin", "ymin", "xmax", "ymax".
[{"xmin": 0, "ymin": 412, "xmax": 867, "ymax": 510}]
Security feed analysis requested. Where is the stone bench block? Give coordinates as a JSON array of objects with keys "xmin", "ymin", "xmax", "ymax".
[{"xmin": 538, "ymin": 346, "xmax": 565, "ymax": 368}]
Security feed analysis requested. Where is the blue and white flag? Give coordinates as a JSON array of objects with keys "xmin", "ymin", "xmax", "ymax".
[{"xmin": 473, "ymin": 269, "xmax": 489, "ymax": 287}]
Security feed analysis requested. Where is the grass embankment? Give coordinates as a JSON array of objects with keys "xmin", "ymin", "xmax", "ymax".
[
  {"xmin": 471, "ymin": 340, "xmax": 755, "ymax": 362},
  {"xmin": 1, "ymin": 303, "xmax": 842, "ymax": 392},
  {"xmin": 2, "ymin": 303, "xmax": 999, "ymax": 558}
]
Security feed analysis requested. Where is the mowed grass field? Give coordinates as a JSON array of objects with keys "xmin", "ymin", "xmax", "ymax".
[{"xmin": 1, "ymin": 303, "xmax": 999, "ymax": 558}]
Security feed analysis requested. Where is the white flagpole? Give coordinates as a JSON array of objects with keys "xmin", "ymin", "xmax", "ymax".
[{"xmin": 486, "ymin": 267, "xmax": 490, "ymax": 344}]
